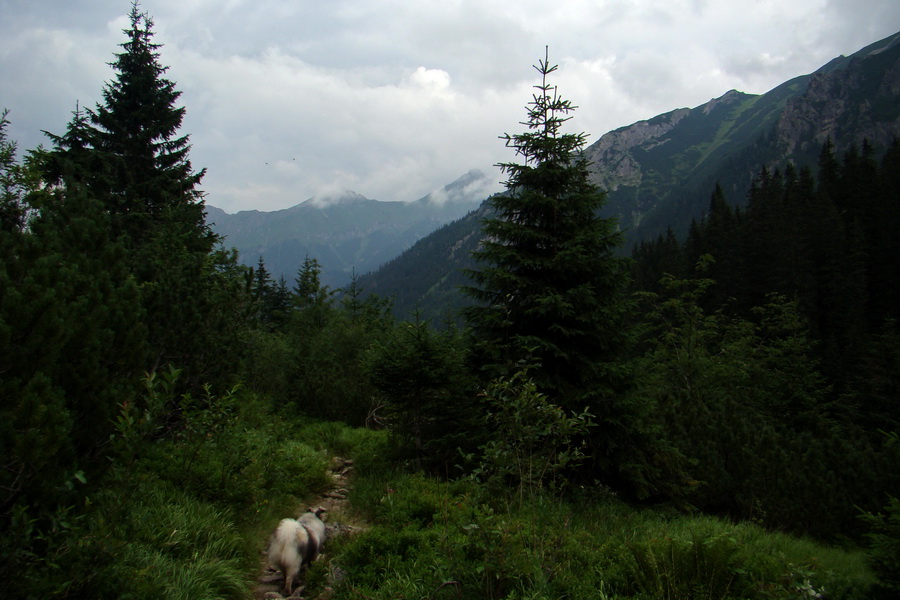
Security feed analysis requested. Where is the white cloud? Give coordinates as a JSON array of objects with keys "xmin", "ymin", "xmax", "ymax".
[
  {"xmin": 409, "ymin": 67, "xmax": 452, "ymax": 95},
  {"xmin": 1, "ymin": 0, "xmax": 899, "ymax": 213}
]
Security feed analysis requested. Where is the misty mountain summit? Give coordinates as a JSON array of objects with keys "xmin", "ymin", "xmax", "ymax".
[{"xmin": 205, "ymin": 169, "xmax": 492, "ymax": 288}]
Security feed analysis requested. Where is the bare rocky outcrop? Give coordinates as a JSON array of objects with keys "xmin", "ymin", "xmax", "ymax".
[
  {"xmin": 585, "ymin": 107, "xmax": 692, "ymax": 192},
  {"xmin": 775, "ymin": 44, "xmax": 900, "ymax": 157}
]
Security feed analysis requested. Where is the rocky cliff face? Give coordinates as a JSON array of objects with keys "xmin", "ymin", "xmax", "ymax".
[
  {"xmin": 356, "ymin": 31, "xmax": 900, "ymax": 322},
  {"xmin": 775, "ymin": 37, "xmax": 900, "ymax": 159},
  {"xmin": 584, "ymin": 107, "xmax": 691, "ymax": 191}
]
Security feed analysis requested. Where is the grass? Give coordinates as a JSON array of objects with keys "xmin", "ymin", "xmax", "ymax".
[
  {"xmin": 326, "ymin": 464, "xmax": 877, "ymax": 600},
  {"xmin": 17, "ymin": 389, "xmax": 875, "ymax": 600},
  {"xmin": 24, "ymin": 389, "xmax": 389, "ymax": 600},
  {"xmin": 108, "ymin": 485, "xmax": 250, "ymax": 600},
  {"xmin": 694, "ymin": 94, "xmax": 763, "ymax": 168},
  {"xmin": 290, "ymin": 418, "xmax": 390, "ymax": 461}
]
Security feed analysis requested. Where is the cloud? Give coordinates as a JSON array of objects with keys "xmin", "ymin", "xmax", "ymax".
[
  {"xmin": 2, "ymin": 0, "xmax": 899, "ymax": 213},
  {"xmin": 167, "ymin": 42, "xmax": 518, "ymax": 211},
  {"xmin": 425, "ymin": 170, "xmax": 500, "ymax": 206},
  {"xmin": 409, "ymin": 67, "xmax": 452, "ymax": 95}
]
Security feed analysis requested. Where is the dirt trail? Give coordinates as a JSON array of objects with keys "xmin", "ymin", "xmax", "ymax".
[{"xmin": 254, "ymin": 456, "xmax": 361, "ymax": 600}]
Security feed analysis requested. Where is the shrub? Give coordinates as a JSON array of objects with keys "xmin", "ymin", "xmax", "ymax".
[
  {"xmin": 291, "ymin": 419, "xmax": 390, "ymax": 462},
  {"xmin": 860, "ymin": 495, "xmax": 900, "ymax": 598},
  {"xmin": 330, "ymin": 463, "xmax": 876, "ymax": 600},
  {"xmin": 473, "ymin": 365, "xmax": 592, "ymax": 503}
]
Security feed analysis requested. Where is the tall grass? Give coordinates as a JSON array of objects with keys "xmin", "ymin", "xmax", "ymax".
[
  {"xmin": 12, "ymin": 392, "xmax": 876, "ymax": 600},
  {"xmin": 290, "ymin": 419, "xmax": 390, "ymax": 462},
  {"xmin": 16, "ymin": 388, "xmax": 381, "ymax": 599},
  {"xmin": 93, "ymin": 484, "xmax": 249, "ymax": 600},
  {"xmin": 328, "ymin": 465, "xmax": 876, "ymax": 600}
]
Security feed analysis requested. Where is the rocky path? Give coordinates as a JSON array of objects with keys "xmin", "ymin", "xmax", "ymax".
[{"xmin": 254, "ymin": 456, "xmax": 361, "ymax": 600}]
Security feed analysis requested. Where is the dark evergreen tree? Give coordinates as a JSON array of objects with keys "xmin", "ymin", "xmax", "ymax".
[
  {"xmin": 253, "ymin": 256, "xmax": 274, "ymax": 296},
  {"xmin": 683, "ymin": 183, "xmax": 743, "ymax": 308},
  {"xmin": 40, "ymin": 2, "xmax": 240, "ymax": 385},
  {"xmin": 741, "ymin": 166, "xmax": 785, "ymax": 309},
  {"xmin": 269, "ymin": 275, "xmax": 293, "ymax": 327},
  {"xmin": 0, "ymin": 110, "xmax": 27, "ymax": 231},
  {"xmin": 870, "ymin": 140, "xmax": 900, "ymax": 326},
  {"xmin": 1, "ymin": 129, "xmax": 145, "ymax": 521},
  {"xmin": 342, "ymin": 269, "xmax": 394, "ymax": 326},
  {"xmin": 463, "ymin": 48, "xmax": 632, "ymax": 408},
  {"xmin": 294, "ymin": 255, "xmax": 331, "ymax": 307},
  {"xmin": 461, "ymin": 50, "xmax": 678, "ymax": 496},
  {"xmin": 366, "ymin": 315, "xmax": 477, "ymax": 473},
  {"xmin": 248, "ymin": 257, "xmax": 293, "ymax": 330},
  {"xmin": 90, "ymin": 1, "xmax": 210, "ymax": 251},
  {"xmin": 251, "ymin": 256, "xmax": 275, "ymax": 322},
  {"xmin": 341, "ymin": 269, "xmax": 366, "ymax": 320},
  {"xmin": 630, "ymin": 227, "xmax": 683, "ymax": 295}
]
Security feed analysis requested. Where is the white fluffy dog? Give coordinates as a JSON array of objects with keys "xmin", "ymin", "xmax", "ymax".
[
  {"xmin": 268, "ymin": 518, "xmax": 309, "ymax": 596},
  {"xmin": 267, "ymin": 508, "xmax": 327, "ymax": 596}
]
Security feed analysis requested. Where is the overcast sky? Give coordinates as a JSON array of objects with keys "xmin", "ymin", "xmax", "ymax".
[{"xmin": 2, "ymin": 0, "xmax": 899, "ymax": 213}]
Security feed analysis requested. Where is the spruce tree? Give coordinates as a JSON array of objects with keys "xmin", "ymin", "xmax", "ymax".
[
  {"xmin": 0, "ymin": 110, "xmax": 26, "ymax": 231},
  {"xmin": 294, "ymin": 255, "xmax": 327, "ymax": 307},
  {"xmin": 1, "ymin": 126, "xmax": 145, "ymax": 518},
  {"xmin": 41, "ymin": 2, "xmax": 238, "ymax": 385},
  {"xmin": 871, "ymin": 139, "xmax": 900, "ymax": 326},
  {"xmin": 90, "ymin": 0, "xmax": 210, "ymax": 251},
  {"xmin": 464, "ymin": 48, "xmax": 631, "ymax": 409},
  {"xmin": 366, "ymin": 315, "xmax": 476, "ymax": 472}
]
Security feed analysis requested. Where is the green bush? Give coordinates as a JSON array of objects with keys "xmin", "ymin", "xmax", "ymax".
[
  {"xmin": 473, "ymin": 365, "xmax": 592, "ymax": 503},
  {"xmin": 860, "ymin": 495, "xmax": 900, "ymax": 598},
  {"xmin": 291, "ymin": 419, "xmax": 390, "ymax": 462},
  {"xmin": 626, "ymin": 534, "xmax": 756, "ymax": 599},
  {"xmin": 1, "ymin": 383, "xmax": 350, "ymax": 599}
]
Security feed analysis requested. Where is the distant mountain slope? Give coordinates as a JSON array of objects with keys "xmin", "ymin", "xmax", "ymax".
[
  {"xmin": 356, "ymin": 203, "xmax": 491, "ymax": 321},
  {"xmin": 360, "ymin": 30, "xmax": 900, "ymax": 321},
  {"xmin": 206, "ymin": 169, "xmax": 490, "ymax": 288},
  {"xmin": 592, "ymin": 30, "xmax": 900, "ymax": 241}
]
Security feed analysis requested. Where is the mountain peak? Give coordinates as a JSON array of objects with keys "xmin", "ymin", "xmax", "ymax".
[
  {"xmin": 702, "ymin": 89, "xmax": 749, "ymax": 114},
  {"xmin": 303, "ymin": 190, "xmax": 370, "ymax": 209},
  {"xmin": 416, "ymin": 169, "xmax": 495, "ymax": 206}
]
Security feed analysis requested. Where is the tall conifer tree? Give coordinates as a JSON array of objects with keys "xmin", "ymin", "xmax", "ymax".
[
  {"xmin": 42, "ymin": 1, "xmax": 234, "ymax": 382},
  {"xmin": 1, "ymin": 114, "xmax": 146, "ymax": 520},
  {"xmin": 463, "ymin": 49, "xmax": 631, "ymax": 409},
  {"xmin": 91, "ymin": 0, "xmax": 211, "ymax": 251}
]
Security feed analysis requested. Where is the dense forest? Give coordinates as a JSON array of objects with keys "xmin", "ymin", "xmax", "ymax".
[{"xmin": 2, "ymin": 4, "xmax": 899, "ymax": 599}]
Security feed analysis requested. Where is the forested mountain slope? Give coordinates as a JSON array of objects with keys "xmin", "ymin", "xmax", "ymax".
[{"xmin": 361, "ymin": 30, "xmax": 900, "ymax": 321}]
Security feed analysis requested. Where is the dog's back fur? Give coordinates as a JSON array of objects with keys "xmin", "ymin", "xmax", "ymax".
[
  {"xmin": 298, "ymin": 508, "xmax": 326, "ymax": 563},
  {"xmin": 267, "ymin": 518, "xmax": 309, "ymax": 596}
]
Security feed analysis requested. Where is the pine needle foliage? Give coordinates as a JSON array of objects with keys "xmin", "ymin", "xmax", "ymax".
[
  {"xmin": 91, "ymin": 1, "xmax": 209, "ymax": 248},
  {"xmin": 463, "ymin": 47, "xmax": 631, "ymax": 410}
]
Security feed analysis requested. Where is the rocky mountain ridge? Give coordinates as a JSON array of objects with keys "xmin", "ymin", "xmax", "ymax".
[
  {"xmin": 209, "ymin": 30, "xmax": 900, "ymax": 313},
  {"xmin": 587, "ymin": 30, "xmax": 900, "ymax": 240}
]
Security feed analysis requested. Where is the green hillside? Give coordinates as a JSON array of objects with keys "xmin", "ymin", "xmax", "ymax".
[{"xmin": 362, "ymin": 30, "xmax": 900, "ymax": 320}]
